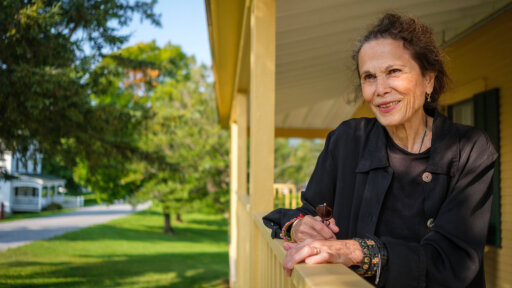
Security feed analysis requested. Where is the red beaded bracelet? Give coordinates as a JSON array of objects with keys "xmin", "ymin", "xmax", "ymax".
[{"xmin": 281, "ymin": 214, "xmax": 304, "ymax": 242}]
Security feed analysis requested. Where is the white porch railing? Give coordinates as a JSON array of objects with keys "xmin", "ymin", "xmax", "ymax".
[
  {"xmin": 13, "ymin": 196, "xmax": 39, "ymax": 206},
  {"xmin": 51, "ymin": 195, "xmax": 84, "ymax": 208},
  {"xmin": 12, "ymin": 195, "xmax": 84, "ymax": 212}
]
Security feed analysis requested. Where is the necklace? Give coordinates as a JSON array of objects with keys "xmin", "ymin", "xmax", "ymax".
[{"xmin": 418, "ymin": 116, "xmax": 428, "ymax": 153}]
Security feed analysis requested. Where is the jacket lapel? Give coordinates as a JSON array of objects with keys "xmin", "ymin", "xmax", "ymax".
[
  {"xmin": 423, "ymin": 111, "xmax": 459, "ymax": 220},
  {"xmin": 356, "ymin": 167, "xmax": 393, "ymax": 235},
  {"xmin": 426, "ymin": 110, "xmax": 459, "ymax": 176},
  {"xmin": 355, "ymin": 120, "xmax": 393, "ymax": 235}
]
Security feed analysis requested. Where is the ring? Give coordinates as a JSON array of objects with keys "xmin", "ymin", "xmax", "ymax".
[{"xmin": 312, "ymin": 246, "xmax": 320, "ymax": 255}]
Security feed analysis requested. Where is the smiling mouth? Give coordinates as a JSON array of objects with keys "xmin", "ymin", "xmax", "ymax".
[{"xmin": 378, "ymin": 101, "xmax": 400, "ymax": 108}]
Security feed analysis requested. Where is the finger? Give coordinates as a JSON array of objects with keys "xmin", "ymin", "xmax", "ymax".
[
  {"xmin": 294, "ymin": 218, "xmax": 322, "ymax": 242},
  {"xmin": 312, "ymin": 221, "xmax": 336, "ymax": 240},
  {"xmin": 301, "ymin": 224, "xmax": 327, "ymax": 239},
  {"xmin": 291, "ymin": 245, "xmax": 320, "ymax": 264},
  {"xmin": 284, "ymin": 266, "xmax": 292, "ymax": 276},
  {"xmin": 296, "ymin": 227, "xmax": 328, "ymax": 243},
  {"xmin": 283, "ymin": 245, "xmax": 319, "ymax": 273},
  {"xmin": 297, "ymin": 217, "xmax": 334, "ymax": 241},
  {"xmin": 305, "ymin": 250, "xmax": 330, "ymax": 264},
  {"xmin": 328, "ymin": 218, "xmax": 340, "ymax": 233}
]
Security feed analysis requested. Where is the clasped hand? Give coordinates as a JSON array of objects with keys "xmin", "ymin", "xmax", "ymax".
[{"xmin": 282, "ymin": 215, "xmax": 362, "ymax": 276}]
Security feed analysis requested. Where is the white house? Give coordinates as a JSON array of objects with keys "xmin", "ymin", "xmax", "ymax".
[{"xmin": 0, "ymin": 150, "xmax": 83, "ymax": 213}]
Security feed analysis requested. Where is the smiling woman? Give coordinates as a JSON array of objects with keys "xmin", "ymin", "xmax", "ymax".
[
  {"xmin": 263, "ymin": 13, "xmax": 498, "ymax": 287},
  {"xmin": 358, "ymin": 38, "xmax": 435, "ymax": 152}
]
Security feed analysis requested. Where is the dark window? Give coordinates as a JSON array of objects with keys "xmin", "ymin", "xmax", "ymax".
[{"xmin": 448, "ymin": 88, "xmax": 501, "ymax": 247}]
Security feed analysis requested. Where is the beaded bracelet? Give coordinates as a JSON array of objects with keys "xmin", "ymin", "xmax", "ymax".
[
  {"xmin": 281, "ymin": 214, "xmax": 304, "ymax": 242},
  {"xmin": 353, "ymin": 238, "xmax": 381, "ymax": 277}
]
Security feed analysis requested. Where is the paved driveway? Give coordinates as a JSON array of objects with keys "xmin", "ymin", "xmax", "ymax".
[{"xmin": 0, "ymin": 202, "xmax": 151, "ymax": 251}]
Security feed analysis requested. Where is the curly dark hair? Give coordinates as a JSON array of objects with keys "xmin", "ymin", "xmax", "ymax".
[{"xmin": 353, "ymin": 13, "xmax": 448, "ymax": 109}]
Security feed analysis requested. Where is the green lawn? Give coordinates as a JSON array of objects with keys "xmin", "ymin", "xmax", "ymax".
[{"xmin": 0, "ymin": 208, "xmax": 229, "ymax": 288}]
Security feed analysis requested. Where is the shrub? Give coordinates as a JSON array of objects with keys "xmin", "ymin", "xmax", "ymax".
[{"xmin": 44, "ymin": 202, "xmax": 63, "ymax": 211}]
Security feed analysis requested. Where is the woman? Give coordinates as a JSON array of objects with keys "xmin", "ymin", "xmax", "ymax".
[{"xmin": 263, "ymin": 13, "xmax": 498, "ymax": 287}]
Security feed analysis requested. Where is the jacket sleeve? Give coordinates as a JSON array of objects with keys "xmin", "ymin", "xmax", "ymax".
[
  {"xmin": 379, "ymin": 131, "xmax": 498, "ymax": 287},
  {"xmin": 262, "ymin": 130, "xmax": 338, "ymax": 238}
]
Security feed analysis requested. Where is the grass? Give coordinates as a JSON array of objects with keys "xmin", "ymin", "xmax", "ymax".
[{"xmin": 0, "ymin": 208, "xmax": 229, "ymax": 288}]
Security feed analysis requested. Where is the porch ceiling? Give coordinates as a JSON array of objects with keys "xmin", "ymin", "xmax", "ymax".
[
  {"xmin": 207, "ymin": 0, "xmax": 511, "ymax": 135},
  {"xmin": 275, "ymin": 0, "xmax": 511, "ymax": 132}
]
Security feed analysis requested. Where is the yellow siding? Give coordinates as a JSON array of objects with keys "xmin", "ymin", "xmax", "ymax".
[
  {"xmin": 351, "ymin": 101, "xmax": 374, "ymax": 119},
  {"xmin": 442, "ymin": 8, "xmax": 512, "ymax": 288}
]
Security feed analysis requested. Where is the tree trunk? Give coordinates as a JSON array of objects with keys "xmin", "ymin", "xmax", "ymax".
[
  {"xmin": 163, "ymin": 211, "xmax": 175, "ymax": 234},
  {"xmin": 175, "ymin": 212, "xmax": 183, "ymax": 223}
]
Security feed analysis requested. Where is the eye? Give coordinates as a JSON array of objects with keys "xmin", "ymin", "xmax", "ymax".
[
  {"xmin": 388, "ymin": 68, "xmax": 401, "ymax": 75},
  {"xmin": 361, "ymin": 73, "xmax": 375, "ymax": 81}
]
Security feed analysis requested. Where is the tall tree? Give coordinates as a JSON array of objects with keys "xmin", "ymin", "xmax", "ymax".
[
  {"xmin": 134, "ymin": 62, "xmax": 229, "ymax": 234},
  {"xmin": 70, "ymin": 41, "xmax": 188, "ymax": 202},
  {"xmin": 274, "ymin": 138, "xmax": 324, "ymax": 186},
  {"xmin": 0, "ymin": 0, "xmax": 160, "ymax": 177},
  {"xmin": 86, "ymin": 42, "xmax": 229, "ymax": 233}
]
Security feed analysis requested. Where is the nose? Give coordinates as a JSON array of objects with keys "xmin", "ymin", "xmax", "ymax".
[{"xmin": 375, "ymin": 75, "xmax": 391, "ymax": 97}]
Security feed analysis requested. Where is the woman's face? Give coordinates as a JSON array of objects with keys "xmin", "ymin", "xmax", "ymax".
[{"xmin": 358, "ymin": 38, "xmax": 435, "ymax": 127}]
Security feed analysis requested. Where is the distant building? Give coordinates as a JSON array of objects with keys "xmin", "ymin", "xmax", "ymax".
[{"xmin": 0, "ymin": 150, "xmax": 83, "ymax": 213}]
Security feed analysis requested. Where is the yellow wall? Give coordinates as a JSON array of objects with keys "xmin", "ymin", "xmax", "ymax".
[
  {"xmin": 442, "ymin": 8, "xmax": 512, "ymax": 288},
  {"xmin": 351, "ymin": 101, "xmax": 374, "ymax": 118}
]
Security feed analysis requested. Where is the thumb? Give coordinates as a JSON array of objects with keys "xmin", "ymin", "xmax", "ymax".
[{"xmin": 328, "ymin": 218, "xmax": 340, "ymax": 233}]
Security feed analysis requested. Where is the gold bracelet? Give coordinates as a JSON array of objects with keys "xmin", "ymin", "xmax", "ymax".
[{"xmin": 290, "ymin": 217, "xmax": 301, "ymax": 242}]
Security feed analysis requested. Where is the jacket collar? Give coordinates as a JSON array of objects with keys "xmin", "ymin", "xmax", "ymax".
[{"xmin": 355, "ymin": 110, "xmax": 459, "ymax": 176}]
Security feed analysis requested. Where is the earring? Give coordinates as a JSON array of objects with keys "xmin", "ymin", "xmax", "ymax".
[{"xmin": 426, "ymin": 92, "xmax": 431, "ymax": 103}]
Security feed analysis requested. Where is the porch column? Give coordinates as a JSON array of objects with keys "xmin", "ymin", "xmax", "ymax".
[
  {"xmin": 38, "ymin": 185, "xmax": 42, "ymax": 211},
  {"xmin": 230, "ymin": 92, "xmax": 248, "ymax": 288},
  {"xmin": 249, "ymin": 0, "xmax": 275, "ymax": 287}
]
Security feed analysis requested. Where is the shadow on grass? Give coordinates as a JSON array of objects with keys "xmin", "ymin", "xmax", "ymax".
[
  {"xmin": 183, "ymin": 216, "xmax": 228, "ymax": 229},
  {"xmin": 53, "ymin": 222, "xmax": 227, "ymax": 244},
  {"xmin": 37, "ymin": 209, "xmax": 229, "ymax": 244},
  {"xmin": 0, "ymin": 252, "xmax": 228, "ymax": 288},
  {"xmin": 136, "ymin": 209, "xmax": 162, "ymax": 216}
]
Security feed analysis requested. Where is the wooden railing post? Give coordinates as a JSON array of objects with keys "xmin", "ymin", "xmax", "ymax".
[
  {"xmin": 230, "ymin": 115, "xmax": 238, "ymax": 288},
  {"xmin": 249, "ymin": 0, "xmax": 276, "ymax": 287},
  {"xmin": 230, "ymin": 92, "xmax": 248, "ymax": 288}
]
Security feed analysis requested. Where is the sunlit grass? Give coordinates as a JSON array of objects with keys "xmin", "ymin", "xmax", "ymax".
[{"xmin": 0, "ymin": 208, "xmax": 229, "ymax": 288}]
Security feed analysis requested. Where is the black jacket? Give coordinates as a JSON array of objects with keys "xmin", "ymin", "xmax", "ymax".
[{"xmin": 263, "ymin": 111, "xmax": 498, "ymax": 287}]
